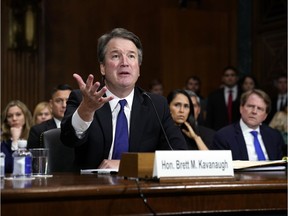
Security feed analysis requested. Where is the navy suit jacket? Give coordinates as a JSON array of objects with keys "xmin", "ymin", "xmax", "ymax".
[
  {"xmin": 60, "ymin": 87, "xmax": 188, "ymax": 169},
  {"xmin": 28, "ymin": 119, "xmax": 57, "ymax": 149},
  {"xmin": 265, "ymin": 95, "xmax": 288, "ymax": 124},
  {"xmin": 205, "ymin": 88, "xmax": 241, "ymax": 130},
  {"xmin": 212, "ymin": 121, "xmax": 285, "ymax": 160},
  {"xmin": 1, "ymin": 140, "xmax": 14, "ymax": 173}
]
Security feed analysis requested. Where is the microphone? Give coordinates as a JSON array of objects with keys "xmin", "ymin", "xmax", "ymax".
[{"xmin": 142, "ymin": 92, "xmax": 174, "ymax": 150}]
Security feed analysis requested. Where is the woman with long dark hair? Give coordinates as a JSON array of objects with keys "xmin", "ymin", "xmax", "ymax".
[{"xmin": 167, "ymin": 89, "xmax": 208, "ymax": 150}]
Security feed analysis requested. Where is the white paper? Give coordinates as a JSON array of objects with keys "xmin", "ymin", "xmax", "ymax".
[{"xmin": 80, "ymin": 168, "xmax": 118, "ymax": 174}]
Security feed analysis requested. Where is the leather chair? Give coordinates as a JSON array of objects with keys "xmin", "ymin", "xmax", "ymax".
[{"xmin": 42, "ymin": 128, "xmax": 76, "ymax": 172}]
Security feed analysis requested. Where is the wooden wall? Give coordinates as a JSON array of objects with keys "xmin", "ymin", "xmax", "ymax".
[
  {"xmin": 252, "ymin": 0, "xmax": 287, "ymax": 97},
  {"xmin": 1, "ymin": 0, "xmax": 286, "ymax": 113}
]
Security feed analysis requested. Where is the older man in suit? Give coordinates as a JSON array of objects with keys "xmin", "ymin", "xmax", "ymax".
[
  {"xmin": 60, "ymin": 28, "xmax": 187, "ymax": 170},
  {"xmin": 27, "ymin": 84, "xmax": 72, "ymax": 148},
  {"xmin": 212, "ymin": 89, "xmax": 285, "ymax": 160}
]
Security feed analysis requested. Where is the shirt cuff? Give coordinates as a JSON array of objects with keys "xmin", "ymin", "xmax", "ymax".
[{"xmin": 72, "ymin": 109, "xmax": 92, "ymax": 135}]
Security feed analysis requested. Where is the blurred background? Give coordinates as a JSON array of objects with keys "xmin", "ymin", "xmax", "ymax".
[{"xmin": 1, "ymin": 0, "xmax": 287, "ymax": 112}]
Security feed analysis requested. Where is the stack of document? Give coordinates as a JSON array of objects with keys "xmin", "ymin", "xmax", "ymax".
[{"xmin": 233, "ymin": 160, "xmax": 287, "ymax": 171}]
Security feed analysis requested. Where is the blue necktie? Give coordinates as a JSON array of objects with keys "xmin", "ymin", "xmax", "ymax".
[
  {"xmin": 250, "ymin": 131, "xmax": 266, "ymax": 161},
  {"xmin": 112, "ymin": 99, "xmax": 129, "ymax": 159}
]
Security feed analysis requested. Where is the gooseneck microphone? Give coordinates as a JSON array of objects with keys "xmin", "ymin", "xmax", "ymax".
[{"xmin": 142, "ymin": 92, "xmax": 174, "ymax": 150}]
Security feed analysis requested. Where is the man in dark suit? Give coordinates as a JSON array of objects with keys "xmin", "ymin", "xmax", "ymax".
[
  {"xmin": 205, "ymin": 66, "xmax": 241, "ymax": 131},
  {"xmin": 212, "ymin": 89, "xmax": 285, "ymax": 160},
  {"xmin": 265, "ymin": 73, "xmax": 287, "ymax": 124},
  {"xmin": 60, "ymin": 28, "xmax": 187, "ymax": 170},
  {"xmin": 27, "ymin": 84, "xmax": 72, "ymax": 148}
]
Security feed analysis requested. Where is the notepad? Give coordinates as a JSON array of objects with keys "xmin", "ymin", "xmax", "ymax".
[{"xmin": 233, "ymin": 160, "xmax": 287, "ymax": 171}]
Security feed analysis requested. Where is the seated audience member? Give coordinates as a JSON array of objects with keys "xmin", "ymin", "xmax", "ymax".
[
  {"xmin": 28, "ymin": 84, "xmax": 72, "ymax": 148},
  {"xmin": 185, "ymin": 90, "xmax": 215, "ymax": 148},
  {"xmin": 167, "ymin": 89, "xmax": 209, "ymax": 150},
  {"xmin": 184, "ymin": 75, "xmax": 203, "ymax": 99},
  {"xmin": 238, "ymin": 74, "xmax": 258, "ymax": 93},
  {"xmin": 265, "ymin": 73, "xmax": 287, "ymax": 124},
  {"xmin": 184, "ymin": 75, "xmax": 206, "ymax": 123},
  {"xmin": 205, "ymin": 66, "xmax": 241, "ymax": 130},
  {"xmin": 269, "ymin": 106, "xmax": 288, "ymax": 145},
  {"xmin": 32, "ymin": 101, "xmax": 52, "ymax": 125},
  {"xmin": 1, "ymin": 100, "xmax": 32, "ymax": 173},
  {"xmin": 212, "ymin": 89, "xmax": 285, "ymax": 161},
  {"xmin": 148, "ymin": 79, "xmax": 164, "ymax": 96},
  {"xmin": 60, "ymin": 28, "xmax": 187, "ymax": 171}
]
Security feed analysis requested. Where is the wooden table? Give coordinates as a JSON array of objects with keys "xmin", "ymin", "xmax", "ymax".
[{"xmin": 1, "ymin": 171, "xmax": 287, "ymax": 216}]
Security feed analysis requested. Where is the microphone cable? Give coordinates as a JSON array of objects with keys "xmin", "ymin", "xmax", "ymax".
[
  {"xmin": 135, "ymin": 178, "xmax": 156, "ymax": 215},
  {"xmin": 142, "ymin": 92, "xmax": 174, "ymax": 151}
]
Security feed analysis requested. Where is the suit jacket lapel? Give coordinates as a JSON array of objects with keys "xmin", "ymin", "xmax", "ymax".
[
  {"xmin": 129, "ymin": 88, "xmax": 147, "ymax": 152},
  {"xmin": 235, "ymin": 123, "xmax": 249, "ymax": 160},
  {"xmin": 259, "ymin": 125, "xmax": 272, "ymax": 159},
  {"xmin": 96, "ymin": 102, "xmax": 113, "ymax": 155},
  {"xmin": 47, "ymin": 119, "xmax": 57, "ymax": 129}
]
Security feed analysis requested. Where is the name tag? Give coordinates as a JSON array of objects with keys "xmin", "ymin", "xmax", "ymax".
[{"xmin": 152, "ymin": 150, "xmax": 234, "ymax": 178}]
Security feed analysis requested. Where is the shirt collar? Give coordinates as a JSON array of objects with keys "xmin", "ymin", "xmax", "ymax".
[
  {"xmin": 54, "ymin": 118, "xmax": 61, "ymax": 128},
  {"xmin": 240, "ymin": 118, "xmax": 260, "ymax": 133},
  {"xmin": 224, "ymin": 85, "xmax": 237, "ymax": 93},
  {"xmin": 106, "ymin": 89, "xmax": 134, "ymax": 111},
  {"xmin": 278, "ymin": 93, "xmax": 287, "ymax": 98}
]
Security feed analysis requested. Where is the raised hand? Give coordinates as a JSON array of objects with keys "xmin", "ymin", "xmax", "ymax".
[
  {"xmin": 10, "ymin": 126, "xmax": 23, "ymax": 142},
  {"xmin": 73, "ymin": 73, "xmax": 114, "ymax": 121}
]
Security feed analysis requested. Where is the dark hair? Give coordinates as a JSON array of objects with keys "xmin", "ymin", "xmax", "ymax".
[
  {"xmin": 238, "ymin": 74, "xmax": 258, "ymax": 90},
  {"xmin": 167, "ymin": 89, "xmax": 195, "ymax": 128},
  {"xmin": 97, "ymin": 28, "xmax": 143, "ymax": 65},
  {"xmin": 51, "ymin": 84, "xmax": 73, "ymax": 98},
  {"xmin": 240, "ymin": 89, "xmax": 271, "ymax": 114},
  {"xmin": 223, "ymin": 66, "xmax": 239, "ymax": 75},
  {"xmin": 185, "ymin": 75, "xmax": 201, "ymax": 85},
  {"xmin": 149, "ymin": 79, "xmax": 162, "ymax": 90}
]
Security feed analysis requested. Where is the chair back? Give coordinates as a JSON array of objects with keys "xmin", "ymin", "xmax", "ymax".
[{"xmin": 43, "ymin": 128, "xmax": 75, "ymax": 172}]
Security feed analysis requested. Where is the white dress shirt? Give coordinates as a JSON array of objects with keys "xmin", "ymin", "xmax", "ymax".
[
  {"xmin": 54, "ymin": 118, "xmax": 61, "ymax": 128},
  {"xmin": 277, "ymin": 93, "xmax": 287, "ymax": 111},
  {"xmin": 224, "ymin": 86, "xmax": 238, "ymax": 105},
  {"xmin": 240, "ymin": 119, "xmax": 269, "ymax": 161},
  {"xmin": 71, "ymin": 89, "xmax": 134, "ymax": 159}
]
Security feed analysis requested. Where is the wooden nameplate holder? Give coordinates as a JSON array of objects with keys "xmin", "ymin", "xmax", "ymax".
[{"xmin": 118, "ymin": 153, "xmax": 155, "ymax": 179}]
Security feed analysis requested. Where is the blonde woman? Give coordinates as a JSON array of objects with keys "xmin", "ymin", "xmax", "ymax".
[
  {"xmin": 32, "ymin": 101, "xmax": 52, "ymax": 125},
  {"xmin": 1, "ymin": 100, "xmax": 32, "ymax": 173}
]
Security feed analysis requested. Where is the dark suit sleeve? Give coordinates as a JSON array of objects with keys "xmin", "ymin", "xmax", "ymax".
[
  {"xmin": 60, "ymin": 89, "xmax": 88, "ymax": 147},
  {"xmin": 261, "ymin": 125, "xmax": 286, "ymax": 160},
  {"xmin": 211, "ymin": 130, "xmax": 230, "ymax": 150},
  {"xmin": 27, "ymin": 126, "xmax": 42, "ymax": 149},
  {"xmin": 149, "ymin": 94, "xmax": 187, "ymax": 150}
]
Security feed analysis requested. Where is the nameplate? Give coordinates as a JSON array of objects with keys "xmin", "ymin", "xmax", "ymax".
[{"xmin": 152, "ymin": 150, "xmax": 234, "ymax": 178}]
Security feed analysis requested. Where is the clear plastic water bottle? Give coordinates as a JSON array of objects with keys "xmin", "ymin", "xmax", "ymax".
[
  {"xmin": 12, "ymin": 140, "xmax": 32, "ymax": 178},
  {"xmin": 0, "ymin": 152, "xmax": 5, "ymax": 178}
]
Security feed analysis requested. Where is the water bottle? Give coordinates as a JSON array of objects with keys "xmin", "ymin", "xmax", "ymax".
[
  {"xmin": 0, "ymin": 152, "xmax": 5, "ymax": 178},
  {"xmin": 12, "ymin": 140, "xmax": 32, "ymax": 178}
]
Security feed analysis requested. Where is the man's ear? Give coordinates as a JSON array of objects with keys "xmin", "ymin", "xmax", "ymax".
[{"xmin": 100, "ymin": 64, "xmax": 105, "ymax": 76}]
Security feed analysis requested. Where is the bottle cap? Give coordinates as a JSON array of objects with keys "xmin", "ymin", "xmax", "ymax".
[{"xmin": 18, "ymin": 140, "xmax": 27, "ymax": 148}]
